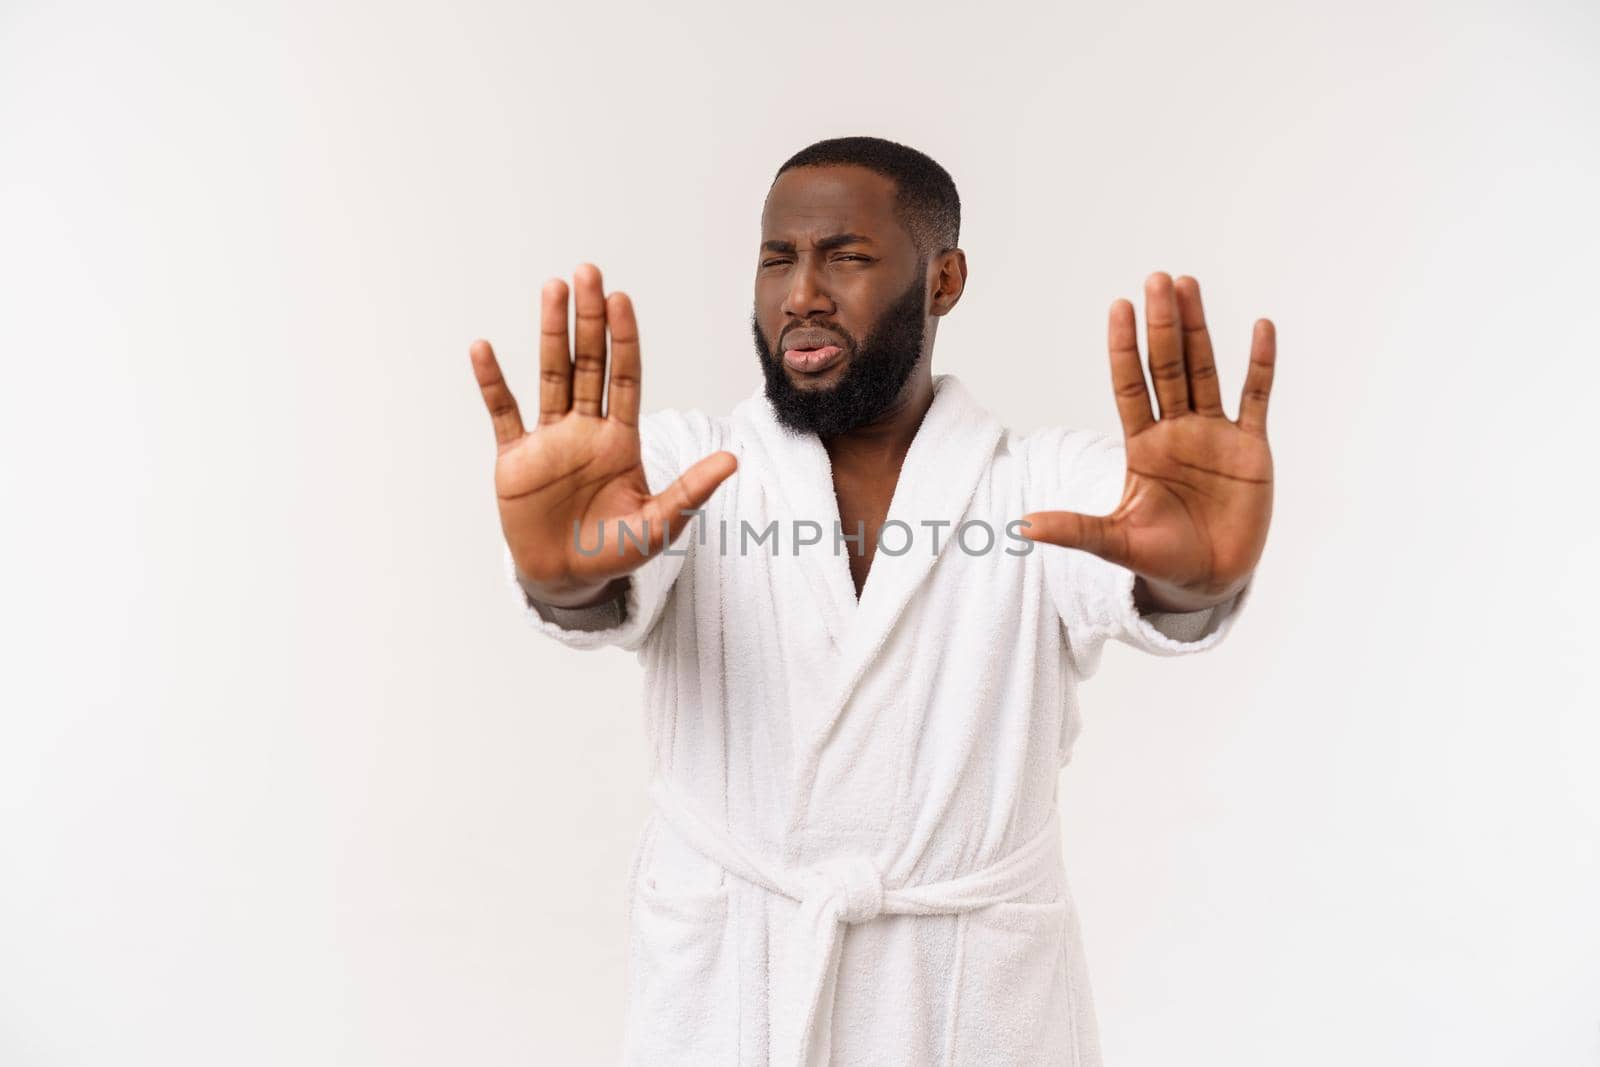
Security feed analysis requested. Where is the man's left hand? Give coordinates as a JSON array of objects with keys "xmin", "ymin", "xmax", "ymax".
[{"xmin": 1020, "ymin": 272, "xmax": 1276, "ymax": 613}]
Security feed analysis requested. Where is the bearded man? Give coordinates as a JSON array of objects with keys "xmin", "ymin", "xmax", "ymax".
[{"xmin": 468, "ymin": 135, "xmax": 1276, "ymax": 1066}]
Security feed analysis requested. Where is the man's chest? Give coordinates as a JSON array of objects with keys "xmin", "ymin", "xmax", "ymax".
[{"xmin": 832, "ymin": 477, "xmax": 898, "ymax": 599}]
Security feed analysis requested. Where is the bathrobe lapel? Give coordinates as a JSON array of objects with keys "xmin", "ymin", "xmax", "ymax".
[
  {"xmin": 812, "ymin": 375, "xmax": 1003, "ymax": 752},
  {"xmin": 733, "ymin": 375, "xmax": 1005, "ymax": 781},
  {"xmin": 733, "ymin": 390, "xmax": 860, "ymax": 650}
]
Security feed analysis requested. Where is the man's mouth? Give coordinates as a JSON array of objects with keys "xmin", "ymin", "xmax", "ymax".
[{"xmin": 782, "ymin": 345, "xmax": 843, "ymax": 373}]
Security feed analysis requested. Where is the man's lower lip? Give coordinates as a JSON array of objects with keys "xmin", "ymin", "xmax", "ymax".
[{"xmin": 783, "ymin": 345, "xmax": 843, "ymax": 373}]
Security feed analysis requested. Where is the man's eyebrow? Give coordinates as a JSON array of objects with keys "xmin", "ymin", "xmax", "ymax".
[{"xmin": 760, "ymin": 233, "xmax": 876, "ymax": 254}]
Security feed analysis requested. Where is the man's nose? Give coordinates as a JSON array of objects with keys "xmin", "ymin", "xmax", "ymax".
[{"xmin": 782, "ymin": 260, "xmax": 834, "ymax": 320}]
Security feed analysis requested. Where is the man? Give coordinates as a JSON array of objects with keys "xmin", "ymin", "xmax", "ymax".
[{"xmin": 468, "ymin": 136, "xmax": 1274, "ymax": 1066}]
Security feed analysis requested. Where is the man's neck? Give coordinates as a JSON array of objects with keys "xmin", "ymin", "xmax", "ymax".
[
  {"xmin": 819, "ymin": 370, "xmax": 937, "ymax": 478},
  {"xmin": 819, "ymin": 369, "xmax": 938, "ymax": 598}
]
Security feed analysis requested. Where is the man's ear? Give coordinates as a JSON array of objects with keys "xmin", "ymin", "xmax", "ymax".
[{"xmin": 929, "ymin": 249, "xmax": 968, "ymax": 317}]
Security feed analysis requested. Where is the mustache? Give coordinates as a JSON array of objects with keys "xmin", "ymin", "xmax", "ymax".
[{"xmin": 778, "ymin": 323, "xmax": 852, "ymax": 350}]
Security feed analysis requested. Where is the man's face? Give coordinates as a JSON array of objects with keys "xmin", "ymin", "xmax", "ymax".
[{"xmin": 752, "ymin": 164, "xmax": 929, "ymax": 435}]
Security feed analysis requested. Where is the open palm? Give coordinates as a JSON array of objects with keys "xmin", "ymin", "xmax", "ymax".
[
  {"xmin": 1022, "ymin": 273, "xmax": 1276, "ymax": 604},
  {"xmin": 469, "ymin": 264, "xmax": 737, "ymax": 605}
]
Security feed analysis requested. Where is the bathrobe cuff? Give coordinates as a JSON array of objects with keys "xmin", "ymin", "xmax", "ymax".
[
  {"xmin": 504, "ymin": 541, "xmax": 682, "ymax": 652},
  {"xmin": 1059, "ymin": 551, "xmax": 1252, "ymax": 670},
  {"xmin": 515, "ymin": 560, "xmax": 628, "ymax": 632},
  {"xmin": 1119, "ymin": 569, "xmax": 1253, "ymax": 655}
]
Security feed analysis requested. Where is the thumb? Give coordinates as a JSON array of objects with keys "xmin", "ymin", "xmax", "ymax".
[
  {"xmin": 1018, "ymin": 510, "xmax": 1133, "ymax": 568},
  {"xmin": 643, "ymin": 451, "xmax": 739, "ymax": 549}
]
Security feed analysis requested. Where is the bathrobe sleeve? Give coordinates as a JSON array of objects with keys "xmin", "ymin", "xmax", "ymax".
[
  {"xmin": 1026, "ymin": 426, "xmax": 1252, "ymax": 679},
  {"xmin": 503, "ymin": 409, "xmax": 712, "ymax": 653}
]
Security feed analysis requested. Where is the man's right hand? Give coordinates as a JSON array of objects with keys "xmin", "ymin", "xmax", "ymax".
[{"xmin": 469, "ymin": 263, "xmax": 738, "ymax": 608}]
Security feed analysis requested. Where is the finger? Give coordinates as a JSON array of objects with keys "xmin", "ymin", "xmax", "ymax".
[
  {"xmin": 469, "ymin": 339, "xmax": 526, "ymax": 446},
  {"xmin": 538, "ymin": 278, "xmax": 572, "ymax": 425},
  {"xmin": 571, "ymin": 263, "xmax": 607, "ymax": 417},
  {"xmin": 1237, "ymin": 318, "xmax": 1277, "ymax": 435},
  {"xmin": 1107, "ymin": 298, "xmax": 1155, "ymax": 437},
  {"xmin": 1144, "ymin": 272, "xmax": 1189, "ymax": 418},
  {"xmin": 642, "ymin": 451, "xmax": 739, "ymax": 550},
  {"xmin": 1016, "ymin": 510, "xmax": 1134, "ymax": 569},
  {"xmin": 606, "ymin": 291, "xmax": 642, "ymax": 427},
  {"xmin": 1174, "ymin": 276, "xmax": 1225, "ymax": 416}
]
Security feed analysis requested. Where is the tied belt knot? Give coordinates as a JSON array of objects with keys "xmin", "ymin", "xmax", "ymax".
[
  {"xmin": 647, "ymin": 777, "xmax": 1064, "ymax": 1067},
  {"xmin": 800, "ymin": 855, "xmax": 884, "ymax": 925}
]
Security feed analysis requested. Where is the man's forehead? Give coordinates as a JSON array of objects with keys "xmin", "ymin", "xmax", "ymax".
[{"xmin": 761, "ymin": 165, "xmax": 899, "ymax": 238}]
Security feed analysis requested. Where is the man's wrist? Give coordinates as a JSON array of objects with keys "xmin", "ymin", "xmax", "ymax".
[
  {"xmin": 516, "ymin": 569, "xmax": 628, "ymax": 610},
  {"xmin": 1133, "ymin": 574, "xmax": 1246, "ymax": 615}
]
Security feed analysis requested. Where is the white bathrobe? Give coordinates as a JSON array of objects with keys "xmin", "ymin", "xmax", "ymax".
[{"xmin": 504, "ymin": 374, "xmax": 1248, "ymax": 1066}]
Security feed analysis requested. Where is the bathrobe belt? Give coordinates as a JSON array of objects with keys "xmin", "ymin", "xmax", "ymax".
[{"xmin": 648, "ymin": 777, "xmax": 1065, "ymax": 1067}]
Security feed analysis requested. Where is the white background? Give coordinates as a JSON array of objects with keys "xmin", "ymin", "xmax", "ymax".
[{"xmin": 3, "ymin": 0, "xmax": 1597, "ymax": 1063}]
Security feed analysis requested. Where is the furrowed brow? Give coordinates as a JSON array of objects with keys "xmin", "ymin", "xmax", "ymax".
[
  {"xmin": 760, "ymin": 233, "xmax": 875, "ymax": 254},
  {"xmin": 814, "ymin": 232, "xmax": 874, "ymax": 251}
]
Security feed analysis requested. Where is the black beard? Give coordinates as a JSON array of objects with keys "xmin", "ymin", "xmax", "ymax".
[{"xmin": 751, "ymin": 262, "xmax": 928, "ymax": 436}]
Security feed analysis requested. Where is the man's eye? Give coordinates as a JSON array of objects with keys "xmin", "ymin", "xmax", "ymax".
[
  {"xmin": 837, "ymin": 255, "xmax": 869, "ymax": 262},
  {"xmin": 761, "ymin": 259, "xmax": 791, "ymax": 268}
]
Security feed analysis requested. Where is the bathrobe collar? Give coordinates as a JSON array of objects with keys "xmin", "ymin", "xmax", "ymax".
[{"xmin": 732, "ymin": 373, "xmax": 1006, "ymax": 753}]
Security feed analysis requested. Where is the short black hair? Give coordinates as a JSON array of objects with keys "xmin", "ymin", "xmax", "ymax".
[{"xmin": 772, "ymin": 136, "xmax": 961, "ymax": 258}]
